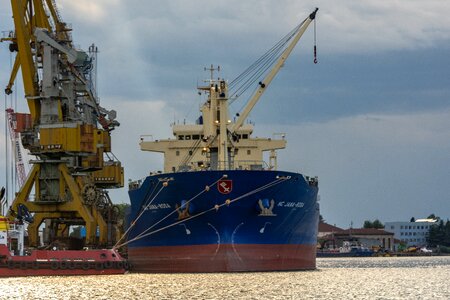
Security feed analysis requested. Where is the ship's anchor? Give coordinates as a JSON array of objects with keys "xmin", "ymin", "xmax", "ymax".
[{"xmin": 258, "ymin": 199, "xmax": 276, "ymax": 216}]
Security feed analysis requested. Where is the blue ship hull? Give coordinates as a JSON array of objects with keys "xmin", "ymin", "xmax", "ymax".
[{"xmin": 127, "ymin": 170, "xmax": 319, "ymax": 272}]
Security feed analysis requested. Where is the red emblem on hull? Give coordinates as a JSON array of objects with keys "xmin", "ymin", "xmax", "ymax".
[{"xmin": 217, "ymin": 180, "xmax": 232, "ymax": 194}]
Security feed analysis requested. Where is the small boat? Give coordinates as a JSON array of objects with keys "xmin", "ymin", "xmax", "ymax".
[
  {"xmin": 317, "ymin": 241, "xmax": 374, "ymax": 257},
  {"xmin": 0, "ymin": 212, "xmax": 128, "ymax": 276}
]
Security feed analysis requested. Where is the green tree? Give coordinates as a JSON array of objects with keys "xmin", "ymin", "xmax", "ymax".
[
  {"xmin": 372, "ymin": 219, "xmax": 384, "ymax": 229},
  {"xmin": 114, "ymin": 203, "xmax": 131, "ymax": 231},
  {"xmin": 444, "ymin": 220, "xmax": 450, "ymax": 246},
  {"xmin": 319, "ymin": 214, "xmax": 325, "ymax": 223},
  {"xmin": 363, "ymin": 220, "xmax": 373, "ymax": 228},
  {"xmin": 115, "ymin": 203, "xmax": 130, "ymax": 220},
  {"xmin": 427, "ymin": 220, "xmax": 450, "ymax": 247},
  {"xmin": 363, "ymin": 219, "xmax": 384, "ymax": 229}
]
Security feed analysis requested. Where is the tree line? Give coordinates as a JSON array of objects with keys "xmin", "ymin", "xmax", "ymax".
[
  {"xmin": 427, "ymin": 219, "xmax": 450, "ymax": 249},
  {"xmin": 363, "ymin": 219, "xmax": 384, "ymax": 229}
]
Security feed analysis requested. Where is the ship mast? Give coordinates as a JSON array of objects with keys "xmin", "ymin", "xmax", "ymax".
[
  {"xmin": 218, "ymin": 78, "xmax": 229, "ymax": 171},
  {"xmin": 202, "ymin": 65, "xmax": 230, "ymax": 170}
]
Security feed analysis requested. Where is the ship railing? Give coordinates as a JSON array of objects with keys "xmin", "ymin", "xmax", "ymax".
[
  {"xmin": 197, "ymin": 160, "xmax": 270, "ymax": 171},
  {"xmin": 139, "ymin": 135, "xmax": 154, "ymax": 142},
  {"xmin": 128, "ymin": 178, "xmax": 144, "ymax": 190},
  {"xmin": 229, "ymin": 160, "xmax": 269, "ymax": 170}
]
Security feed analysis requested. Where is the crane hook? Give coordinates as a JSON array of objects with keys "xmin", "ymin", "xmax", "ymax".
[
  {"xmin": 313, "ymin": 17, "xmax": 318, "ymax": 64},
  {"xmin": 314, "ymin": 45, "xmax": 318, "ymax": 64}
]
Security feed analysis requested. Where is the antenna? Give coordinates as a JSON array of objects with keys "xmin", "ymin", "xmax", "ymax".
[{"xmin": 204, "ymin": 64, "xmax": 220, "ymax": 81}]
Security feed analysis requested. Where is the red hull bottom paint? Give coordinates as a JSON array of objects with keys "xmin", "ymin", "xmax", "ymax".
[
  {"xmin": 128, "ymin": 244, "xmax": 316, "ymax": 272},
  {"xmin": 0, "ymin": 245, "xmax": 128, "ymax": 277}
]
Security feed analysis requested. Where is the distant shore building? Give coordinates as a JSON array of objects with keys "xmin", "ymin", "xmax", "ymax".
[
  {"xmin": 330, "ymin": 228, "xmax": 395, "ymax": 251},
  {"xmin": 318, "ymin": 222, "xmax": 394, "ymax": 251},
  {"xmin": 384, "ymin": 219, "xmax": 437, "ymax": 247},
  {"xmin": 318, "ymin": 222, "xmax": 343, "ymax": 238}
]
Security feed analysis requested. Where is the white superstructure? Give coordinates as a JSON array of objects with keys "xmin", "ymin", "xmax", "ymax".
[{"xmin": 139, "ymin": 76, "xmax": 287, "ymax": 173}]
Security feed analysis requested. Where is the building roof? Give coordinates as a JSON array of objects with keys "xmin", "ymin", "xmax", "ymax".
[
  {"xmin": 318, "ymin": 222, "xmax": 343, "ymax": 233},
  {"xmin": 333, "ymin": 228, "xmax": 394, "ymax": 236}
]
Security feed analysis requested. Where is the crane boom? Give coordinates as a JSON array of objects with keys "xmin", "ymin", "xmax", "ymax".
[
  {"xmin": 10, "ymin": 0, "xmax": 40, "ymax": 122},
  {"xmin": 230, "ymin": 8, "xmax": 318, "ymax": 133}
]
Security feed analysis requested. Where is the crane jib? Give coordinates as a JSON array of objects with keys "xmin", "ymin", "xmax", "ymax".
[
  {"xmin": 230, "ymin": 8, "xmax": 319, "ymax": 134},
  {"xmin": 310, "ymin": 8, "xmax": 319, "ymax": 20}
]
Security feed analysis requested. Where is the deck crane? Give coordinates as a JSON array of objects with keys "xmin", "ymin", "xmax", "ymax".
[
  {"xmin": 223, "ymin": 8, "xmax": 318, "ymax": 169},
  {"xmin": 1, "ymin": 0, "xmax": 124, "ymax": 248},
  {"xmin": 230, "ymin": 8, "xmax": 318, "ymax": 134}
]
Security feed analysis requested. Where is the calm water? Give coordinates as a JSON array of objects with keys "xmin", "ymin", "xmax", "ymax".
[{"xmin": 1, "ymin": 256, "xmax": 449, "ymax": 299}]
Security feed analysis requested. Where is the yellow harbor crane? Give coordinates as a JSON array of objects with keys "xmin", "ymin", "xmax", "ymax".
[{"xmin": 1, "ymin": 0, "xmax": 124, "ymax": 248}]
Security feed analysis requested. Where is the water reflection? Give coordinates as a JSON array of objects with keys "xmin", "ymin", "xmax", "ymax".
[
  {"xmin": 318, "ymin": 256, "xmax": 450, "ymax": 268},
  {"xmin": 0, "ymin": 256, "xmax": 449, "ymax": 299}
]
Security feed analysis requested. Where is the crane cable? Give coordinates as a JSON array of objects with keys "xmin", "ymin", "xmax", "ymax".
[
  {"xmin": 228, "ymin": 19, "xmax": 307, "ymax": 105},
  {"xmin": 115, "ymin": 175, "xmax": 291, "ymax": 249}
]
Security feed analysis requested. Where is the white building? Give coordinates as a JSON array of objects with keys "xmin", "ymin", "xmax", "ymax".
[{"xmin": 385, "ymin": 219, "xmax": 437, "ymax": 247}]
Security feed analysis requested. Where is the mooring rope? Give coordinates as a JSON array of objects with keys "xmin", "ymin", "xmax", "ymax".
[
  {"xmin": 126, "ymin": 175, "xmax": 228, "ymax": 245},
  {"xmin": 115, "ymin": 175, "xmax": 290, "ymax": 249},
  {"xmin": 114, "ymin": 181, "xmax": 167, "ymax": 248}
]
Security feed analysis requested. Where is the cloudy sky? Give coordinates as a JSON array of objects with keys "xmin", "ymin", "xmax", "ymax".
[{"xmin": 1, "ymin": 0, "xmax": 449, "ymax": 228}]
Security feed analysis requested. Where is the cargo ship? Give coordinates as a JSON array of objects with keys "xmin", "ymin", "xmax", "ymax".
[{"xmin": 124, "ymin": 8, "xmax": 320, "ymax": 272}]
